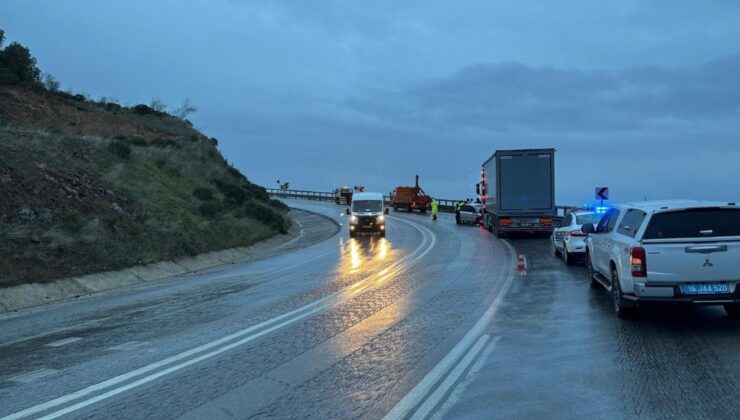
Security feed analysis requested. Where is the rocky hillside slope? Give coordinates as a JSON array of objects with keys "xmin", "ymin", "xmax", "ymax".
[{"xmin": 0, "ymin": 85, "xmax": 289, "ymax": 287}]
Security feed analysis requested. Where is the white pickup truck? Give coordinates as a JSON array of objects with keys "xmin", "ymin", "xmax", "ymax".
[{"xmin": 583, "ymin": 200, "xmax": 740, "ymax": 318}]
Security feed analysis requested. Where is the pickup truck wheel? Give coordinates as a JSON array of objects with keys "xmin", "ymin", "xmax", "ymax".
[
  {"xmin": 586, "ymin": 253, "xmax": 599, "ymax": 289},
  {"xmin": 723, "ymin": 304, "xmax": 740, "ymax": 318},
  {"xmin": 611, "ymin": 269, "xmax": 637, "ymax": 319}
]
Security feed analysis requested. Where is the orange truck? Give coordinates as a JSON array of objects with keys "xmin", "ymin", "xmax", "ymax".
[{"xmin": 391, "ymin": 175, "xmax": 432, "ymax": 213}]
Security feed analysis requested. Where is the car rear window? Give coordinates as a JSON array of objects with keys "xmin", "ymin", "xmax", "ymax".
[
  {"xmin": 575, "ymin": 213, "xmax": 598, "ymax": 225},
  {"xmin": 643, "ymin": 208, "xmax": 740, "ymax": 239}
]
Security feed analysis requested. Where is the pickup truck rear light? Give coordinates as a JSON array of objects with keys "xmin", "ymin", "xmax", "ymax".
[
  {"xmin": 567, "ymin": 230, "xmax": 586, "ymax": 237},
  {"xmin": 630, "ymin": 247, "xmax": 647, "ymax": 278}
]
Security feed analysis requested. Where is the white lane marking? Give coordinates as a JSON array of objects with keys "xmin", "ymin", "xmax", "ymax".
[
  {"xmin": 384, "ymin": 239, "xmax": 517, "ymax": 420},
  {"xmin": 107, "ymin": 341, "xmax": 148, "ymax": 352},
  {"xmin": 45, "ymin": 337, "xmax": 82, "ymax": 347},
  {"xmin": 9, "ymin": 369, "xmax": 59, "ymax": 384},
  {"xmin": 3, "ymin": 216, "xmax": 436, "ymax": 420},
  {"xmin": 430, "ymin": 337, "xmax": 499, "ymax": 420},
  {"xmin": 410, "ymin": 335, "xmax": 491, "ymax": 420}
]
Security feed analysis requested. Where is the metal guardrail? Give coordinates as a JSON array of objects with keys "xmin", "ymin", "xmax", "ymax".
[{"xmin": 267, "ymin": 188, "xmax": 571, "ymax": 224}]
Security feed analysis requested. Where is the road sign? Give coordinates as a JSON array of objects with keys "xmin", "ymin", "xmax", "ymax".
[{"xmin": 595, "ymin": 187, "xmax": 609, "ymax": 201}]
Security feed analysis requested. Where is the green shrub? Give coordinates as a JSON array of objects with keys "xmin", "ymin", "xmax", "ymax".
[
  {"xmin": 0, "ymin": 41, "xmax": 41, "ymax": 84},
  {"xmin": 132, "ymin": 104, "xmax": 166, "ymax": 117},
  {"xmin": 228, "ymin": 166, "xmax": 246, "ymax": 180},
  {"xmin": 192, "ymin": 187, "xmax": 213, "ymax": 201},
  {"xmin": 150, "ymin": 138, "xmax": 180, "ymax": 148},
  {"xmin": 105, "ymin": 102, "xmax": 122, "ymax": 111},
  {"xmin": 213, "ymin": 179, "xmax": 249, "ymax": 206},
  {"xmin": 198, "ymin": 202, "xmax": 222, "ymax": 219},
  {"xmin": 129, "ymin": 137, "xmax": 148, "ymax": 147},
  {"xmin": 62, "ymin": 211, "xmax": 83, "ymax": 233},
  {"xmin": 242, "ymin": 203, "xmax": 287, "ymax": 233},
  {"xmin": 108, "ymin": 141, "xmax": 131, "ymax": 159},
  {"xmin": 270, "ymin": 199, "xmax": 289, "ymax": 212}
]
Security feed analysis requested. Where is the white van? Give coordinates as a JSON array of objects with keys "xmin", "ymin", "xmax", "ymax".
[{"xmin": 346, "ymin": 192, "xmax": 389, "ymax": 238}]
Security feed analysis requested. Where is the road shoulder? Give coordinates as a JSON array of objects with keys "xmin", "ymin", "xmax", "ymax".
[{"xmin": 0, "ymin": 208, "xmax": 339, "ymax": 315}]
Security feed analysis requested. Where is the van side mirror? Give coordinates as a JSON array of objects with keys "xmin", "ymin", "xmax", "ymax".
[
  {"xmin": 384, "ymin": 208, "xmax": 389, "ymax": 215},
  {"xmin": 346, "ymin": 208, "xmax": 350, "ymax": 215},
  {"xmin": 581, "ymin": 223, "xmax": 595, "ymax": 234}
]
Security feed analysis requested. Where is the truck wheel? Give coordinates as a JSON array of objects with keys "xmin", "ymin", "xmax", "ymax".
[
  {"xmin": 611, "ymin": 269, "xmax": 637, "ymax": 319},
  {"xmin": 724, "ymin": 304, "xmax": 740, "ymax": 318},
  {"xmin": 407, "ymin": 207, "xmax": 413, "ymax": 213},
  {"xmin": 420, "ymin": 209, "xmax": 426, "ymax": 214},
  {"xmin": 349, "ymin": 231, "xmax": 356, "ymax": 238},
  {"xmin": 393, "ymin": 205, "xmax": 398, "ymax": 212},
  {"xmin": 379, "ymin": 230, "xmax": 386, "ymax": 238}
]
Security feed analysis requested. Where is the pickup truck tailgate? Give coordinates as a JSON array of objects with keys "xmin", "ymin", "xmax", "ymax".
[
  {"xmin": 643, "ymin": 240, "xmax": 740, "ymax": 283},
  {"xmin": 641, "ymin": 207, "xmax": 740, "ymax": 284}
]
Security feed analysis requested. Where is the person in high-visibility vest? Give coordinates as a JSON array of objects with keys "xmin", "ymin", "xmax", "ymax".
[
  {"xmin": 455, "ymin": 201, "xmax": 464, "ymax": 224},
  {"xmin": 431, "ymin": 199, "xmax": 439, "ymax": 221}
]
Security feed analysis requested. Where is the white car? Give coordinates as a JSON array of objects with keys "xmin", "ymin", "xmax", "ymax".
[
  {"xmin": 583, "ymin": 200, "xmax": 740, "ymax": 318},
  {"xmin": 552, "ymin": 210, "xmax": 601, "ymax": 264}
]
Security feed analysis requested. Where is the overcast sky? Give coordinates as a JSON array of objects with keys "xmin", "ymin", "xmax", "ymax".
[{"xmin": 4, "ymin": 1, "xmax": 740, "ymax": 204}]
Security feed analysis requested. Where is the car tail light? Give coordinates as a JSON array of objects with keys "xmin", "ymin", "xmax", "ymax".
[
  {"xmin": 567, "ymin": 230, "xmax": 586, "ymax": 237},
  {"xmin": 539, "ymin": 217, "xmax": 553, "ymax": 225},
  {"xmin": 630, "ymin": 247, "xmax": 647, "ymax": 278}
]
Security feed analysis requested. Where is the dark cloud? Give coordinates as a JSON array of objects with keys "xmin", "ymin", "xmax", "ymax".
[{"xmin": 346, "ymin": 56, "xmax": 740, "ymax": 133}]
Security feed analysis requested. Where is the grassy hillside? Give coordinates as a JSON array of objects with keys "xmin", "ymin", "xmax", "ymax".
[{"xmin": 0, "ymin": 86, "xmax": 290, "ymax": 287}]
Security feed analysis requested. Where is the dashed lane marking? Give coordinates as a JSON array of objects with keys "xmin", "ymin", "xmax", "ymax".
[
  {"xmin": 9, "ymin": 369, "xmax": 59, "ymax": 384},
  {"xmin": 107, "ymin": 341, "xmax": 148, "ymax": 351},
  {"xmin": 45, "ymin": 337, "xmax": 82, "ymax": 347}
]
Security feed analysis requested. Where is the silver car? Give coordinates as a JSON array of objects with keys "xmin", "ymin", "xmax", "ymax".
[
  {"xmin": 552, "ymin": 211, "xmax": 601, "ymax": 264},
  {"xmin": 458, "ymin": 203, "xmax": 484, "ymax": 225}
]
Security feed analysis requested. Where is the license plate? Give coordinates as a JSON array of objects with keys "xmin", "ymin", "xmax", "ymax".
[
  {"xmin": 363, "ymin": 224, "xmax": 373, "ymax": 228},
  {"xmin": 680, "ymin": 283, "xmax": 730, "ymax": 295}
]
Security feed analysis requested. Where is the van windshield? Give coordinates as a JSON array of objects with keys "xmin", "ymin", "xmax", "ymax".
[
  {"xmin": 352, "ymin": 200, "xmax": 382, "ymax": 213},
  {"xmin": 643, "ymin": 208, "xmax": 740, "ymax": 239}
]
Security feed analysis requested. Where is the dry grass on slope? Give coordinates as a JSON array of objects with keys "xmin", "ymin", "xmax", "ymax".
[{"xmin": 0, "ymin": 86, "xmax": 289, "ymax": 287}]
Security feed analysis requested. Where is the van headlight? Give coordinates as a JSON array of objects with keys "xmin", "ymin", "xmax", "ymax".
[
  {"xmin": 377, "ymin": 215, "xmax": 385, "ymax": 223},
  {"xmin": 350, "ymin": 215, "xmax": 358, "ymax": 224}
]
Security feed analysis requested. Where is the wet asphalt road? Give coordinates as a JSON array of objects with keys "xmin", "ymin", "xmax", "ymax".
[
  {"xmin": 0, "ymin": 201, "xmax": 512, "ymax": 419},
  {"xmin": 444, "ymin": 236, "xmax": 740, "ymax": 419},
  {"xmin": 2, "ymin": 202, "xmax": 740, "ymax": 419}
]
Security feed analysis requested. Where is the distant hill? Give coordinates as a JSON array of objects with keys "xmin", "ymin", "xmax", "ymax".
[{"xmin": 0, "ymin": 30, "xmax": 289, "ymax": 287}]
